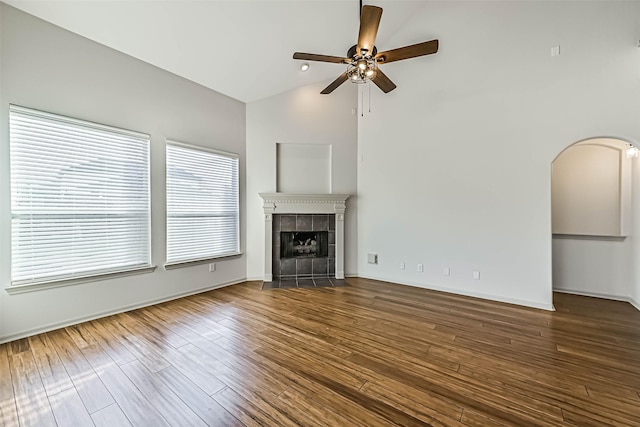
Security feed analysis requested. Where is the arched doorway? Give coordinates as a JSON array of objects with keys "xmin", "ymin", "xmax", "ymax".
[{"xmin": 551, "ymin": 137, "xmax": 638, "ymax": 303}]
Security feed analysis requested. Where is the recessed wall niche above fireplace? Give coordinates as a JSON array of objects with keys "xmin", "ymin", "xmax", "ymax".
[{"xmin": 259, "ymin": 193, "xmax": 349, "ymax": 282}]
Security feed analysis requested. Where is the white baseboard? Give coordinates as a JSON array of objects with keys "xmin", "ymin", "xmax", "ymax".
[
  {"xmin": 554, "ymin": 288, "xmax": 640, "ymax": 312},
  {"xmin": 357, "ymin": 274, "xmax": 555, "ymax": 311},
  {"xmin": 0, "ymin": 278, "xmax": 246, "ymax": 344},
  {"xmin": 552, "ymin": 288, "xmax": 629, "ymax": 301}
]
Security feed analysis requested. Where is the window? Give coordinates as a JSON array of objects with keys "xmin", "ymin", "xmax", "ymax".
[
  {"xmin": 166, "ymin": 141, "xmax": 240, "ymax": 265},
  {"xmin": 9, "ymin": 105, "xmax": 151, "ymax": 286}
]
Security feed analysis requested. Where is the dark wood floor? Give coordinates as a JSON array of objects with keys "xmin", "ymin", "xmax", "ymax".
[{"xmin": 1, "ymin": 278, "xmax": 639, "ymax": 426}]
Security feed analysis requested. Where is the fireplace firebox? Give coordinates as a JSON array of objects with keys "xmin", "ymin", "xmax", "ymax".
[{"xmin": 281, "ymin": 231, "xmax": 328, "ymax": 259}]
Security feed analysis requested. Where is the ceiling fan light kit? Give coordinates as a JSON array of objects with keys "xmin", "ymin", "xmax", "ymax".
[
  {"xmin": 293, "ymin": 4, "xmax": 439, "ymax": 94},
  {"xmin": 348, "ymin": 56, "xmax": 377, "ymax": 83}
]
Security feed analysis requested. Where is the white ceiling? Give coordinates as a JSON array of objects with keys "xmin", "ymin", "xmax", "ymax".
[{"xmin": 5, "ymin": 0, "xmax": 430, "ymax": 103}]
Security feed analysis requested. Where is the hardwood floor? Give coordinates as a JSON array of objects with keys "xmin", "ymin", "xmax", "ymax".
[{"xmin": 1, "ymin": 278, "xmax": 639, "ymax": 426}]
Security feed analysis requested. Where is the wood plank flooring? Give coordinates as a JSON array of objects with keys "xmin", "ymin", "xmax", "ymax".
[{"xmin": 1, "ymin": 278, "xmax": 639, "ymax": 426}]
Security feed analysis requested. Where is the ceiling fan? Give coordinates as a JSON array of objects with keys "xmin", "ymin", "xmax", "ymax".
[{"xmin": 293, "ymin": 3, "xmax": 439, "ymax": 95}]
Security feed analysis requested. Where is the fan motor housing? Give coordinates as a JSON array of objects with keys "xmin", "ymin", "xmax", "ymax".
[{"xmin": 348, "ymin": 44, "xmax": 377, "ymax": 59}]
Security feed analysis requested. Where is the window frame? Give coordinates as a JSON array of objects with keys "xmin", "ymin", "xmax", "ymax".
[
  {"xmin": 164, "ymin": 140, "xmax": 241, "ymax": 269},
  {"xmin": 7, "ymin": 105, "xmax": 154, "ymax": 292}
]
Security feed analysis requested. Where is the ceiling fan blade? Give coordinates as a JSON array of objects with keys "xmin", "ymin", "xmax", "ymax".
[
  {"xmin": 321, "ymin": 71, "xmax": 349, "ymax": 94},
  {"xmin": 293, "ymin": 52, "xmax": 350, "ymax": 64},
  {"xmin": 375, "ymin": 39, "xmax": 439, "ymax": 64},
  {"xmin": 357, "ymin": 5, "xmax": 383, "ymax": 56},
  {"xmin": 371, "ymin": 68, "xmax": 397, "ymax": 93}
]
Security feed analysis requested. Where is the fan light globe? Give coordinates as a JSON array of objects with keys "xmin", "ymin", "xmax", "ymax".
[
  {"xmin": 300, "ymin": 63, "xmax": 309, "ymax": 72},
  {"xmin": 357, "ymin": 59, "xmax": 367, "ymax": 70}
]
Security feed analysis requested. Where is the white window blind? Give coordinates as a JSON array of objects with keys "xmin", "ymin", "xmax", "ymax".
[
  {"xmin": 166, "ymin": 141, "xmax": 240, "ymax": 264},
  {"xmin": 9, "ymin": 105, "xmax": 151, "ymax": 286}
]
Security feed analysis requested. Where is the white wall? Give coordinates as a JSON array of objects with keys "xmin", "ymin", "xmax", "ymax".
[
  {"xmin": 0, "ymin": 5, "xmax": 247, "ymax": 342},
  {"xmin": 357, "ymin": 1, "xmax": 640, "ymax": 310},
  {"xmin": 552, "ymin": 236, "xmax": 633, "ymax": 299},
  {"xmin": 246, "ymin": 83, "xmax": 358, "ymax": 280}
]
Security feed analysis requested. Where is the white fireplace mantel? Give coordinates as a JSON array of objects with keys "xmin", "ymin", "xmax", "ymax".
[{"xmin": 259, "ymin": 193, "xmax": 350, "ymax": 282}]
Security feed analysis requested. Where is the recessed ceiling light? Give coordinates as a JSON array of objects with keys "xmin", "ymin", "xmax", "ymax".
[{"xmin": 300, "ymin": 63, "xmax": 309, "ymax": 72}]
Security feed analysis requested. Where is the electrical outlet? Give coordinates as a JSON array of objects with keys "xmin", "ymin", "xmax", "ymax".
[
  {"xmin": 444, "ymin": 267, "xmax": 451, "ymax": 276},
  {"xmin": 417, "ymin": 264, "xmax": 424, "ymax": 272},
  {"xmin": 209, "ymin": 263, "xmax": 216, "ymax": 272},
  {"xmin": 367, "ymin": 253, "xmax": 378, "ymax": 264},
  {"xmin": 400, "ymin": 262, "xmax": 405, "ymax": 270},
  {"xmin": 473, "ymin": 271, "xmax": 480, "ymax": 280}
]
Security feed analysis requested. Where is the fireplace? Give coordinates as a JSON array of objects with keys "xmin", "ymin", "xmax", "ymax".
[{"xmin": 259, "ymin": 193, "xmax": 349, "ymax": 282}]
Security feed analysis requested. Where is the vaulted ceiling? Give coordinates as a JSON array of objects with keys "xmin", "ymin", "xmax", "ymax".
[{"xmin": 6, "ymin": 0, "xmax": 430, "ymax": 103}]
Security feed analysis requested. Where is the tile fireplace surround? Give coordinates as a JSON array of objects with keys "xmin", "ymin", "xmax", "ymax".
[{"xmin": 259, "ymin": 193, "xmax": 350, "ymax": 282}]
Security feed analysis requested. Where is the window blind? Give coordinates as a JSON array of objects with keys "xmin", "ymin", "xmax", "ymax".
[
  {"xmin": 9, "ymin": 105, "xmax": 151, "ymax": 286},
  {"xmin": 166, "ymin": 141, "xmax": 240, "ymax": 264}
]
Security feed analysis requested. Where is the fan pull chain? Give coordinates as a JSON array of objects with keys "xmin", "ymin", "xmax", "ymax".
[{"xmin": 361, "ymin": 86, "xmax": 364, "ymax": 117}]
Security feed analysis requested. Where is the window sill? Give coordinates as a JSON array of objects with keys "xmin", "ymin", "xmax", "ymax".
[
  {"xmin": 164, "ymin": 252, "xmax": 242, "ymax": 270},
  {"xmin": 552, "ymin": 234, "xmax": 627, "ymax": 241},
  {"xmin": 5, "ymin": 266, "xmax": 157, "ymax": 295}
]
